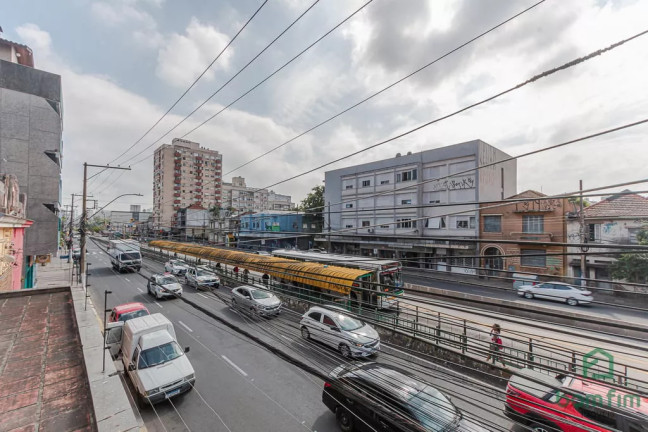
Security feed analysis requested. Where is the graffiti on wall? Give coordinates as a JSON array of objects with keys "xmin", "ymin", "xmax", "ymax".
[
  {"xmin": 430, "ymin": 176, "xmax": 475, "ymax": 192},
  {"xmin": 515, "ymin": 199, "xmax": 562, "ymax": 213}
]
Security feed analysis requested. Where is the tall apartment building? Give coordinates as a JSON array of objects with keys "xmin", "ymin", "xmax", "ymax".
[
  {"xmin": 0, "ymin": 38, "xmax": 62, "ymax": 288},
  {"xmin": 221, "ymin": 176, "xmax": 293, "ymax": 212},
  {"xmin": 153, "ymin": 138, "xmax": 222, "ymax": 230},
  {"xmin": 322, "ymin": 140, "xmax": 516, "ymax": 269}
]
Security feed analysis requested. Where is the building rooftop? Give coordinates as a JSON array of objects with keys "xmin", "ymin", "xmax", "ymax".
[
  {"xmin": 584, "ymin": 190, "xmax": 648, "ymax": 218},
  {"xmin": 0, "ymin": 37, "xmax": 34, "ymax": 67},
  {"xmin": 0, "ymin": 290, "xmax": 95, "ymax": 431}
]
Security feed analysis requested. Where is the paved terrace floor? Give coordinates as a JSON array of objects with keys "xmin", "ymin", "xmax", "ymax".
[{"xmin": 0, "ymin": 290, "xmax": 95, "ymax": 432}]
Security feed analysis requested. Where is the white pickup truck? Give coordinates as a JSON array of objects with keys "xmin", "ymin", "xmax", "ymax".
[
  {"xmin": 108, "ymin": 240, "xmax": 142, "ymax": 272},
  {"xmin": 106, "ymin": 313, "xmax": 195, "ymax": 407}
]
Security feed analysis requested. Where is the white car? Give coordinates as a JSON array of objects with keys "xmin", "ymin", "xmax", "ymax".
[
  {"xmin": 299, "ymin": 306, "xmax": 380, "ymax": 358},
  {"xmin": 147, "ymin": 273, "xmax": 183, "ymax": 299},
  {"xmin": 517, "ymin": 282, "xmax": 593, "ymax": 306},
  {"xmin": 164, "ymin": 259, "xmax": 189, "ymax": 276},
  {"xmin": 231, "ymin": 285, "xmax": 281, "ymax": 317},
  {"xmin": 185, "ymin": 267, "xmax": 220, "ymax": 290}
]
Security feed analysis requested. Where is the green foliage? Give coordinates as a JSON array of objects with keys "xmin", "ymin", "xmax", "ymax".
[
  {"xmin": 610, "ymin": 227, "xmax": 648, "ymax": 283},
  {"xmin": 299, "ymin": 185, "xmax": 324, "ymax": 215}
]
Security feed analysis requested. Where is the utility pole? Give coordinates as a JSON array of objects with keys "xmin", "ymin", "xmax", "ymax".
[
  {"xmin": 327, "ymin": 201, "xmax": 332, "ymax": 253},
  {"xmin": 69, "ymin": 193, "xmax": 91, "ymax": 263},
  {"xmin": 80, "ymin": 163, "xmax": 131, "ymax": 290},
  {"xmin": 579, "ymin": 180, "xmax": 587, "ymax": 286}
]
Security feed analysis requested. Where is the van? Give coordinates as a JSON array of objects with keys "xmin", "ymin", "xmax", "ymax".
[{"xmin": 106, "ymin": 313, "xmax": 195, "ymax": 407}]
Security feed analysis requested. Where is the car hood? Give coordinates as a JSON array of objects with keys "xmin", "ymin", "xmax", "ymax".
[
  {"xmin": 345, "ymin": 324, "xmax": 379, "ymax": 344},
  {"xmin": 255, "ymin": 296, "xmax": 281, "ymax": 307},
  {"xmin": 136, "ymin": 354, "xmax": 194, "ymax": 393},
  {"xmin": 162, "ymin": 283, "xmax": 182, "ymax": 292},
  {"xmin": 197, "ymin": 275, "xmax": 219, "ymax": 282}
]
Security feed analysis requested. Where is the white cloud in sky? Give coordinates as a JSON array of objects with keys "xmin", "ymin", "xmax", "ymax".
[
  {"xmin": 11, "ymin": 0, "xmax": 648, "ymax": 212},
  {"xmin": 91, "ymin": 0, "xmax": 163, "ymax": 48},
  {"xmin": 155, "ymin": 18, "xmax": 232, "ymax": 87}
]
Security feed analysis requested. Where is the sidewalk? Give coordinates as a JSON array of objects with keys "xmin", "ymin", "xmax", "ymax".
[{"xmin": 37, "ymin": 257, "xmax": 141, "ymax": 432}]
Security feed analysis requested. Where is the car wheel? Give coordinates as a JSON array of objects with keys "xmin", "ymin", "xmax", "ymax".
[
  {"xmin": 301, "ymin": 326, "xmax": 310, "ymax": 340},
  {"xmin": 339, "ymin": 344, "xmax": 352, "ymax": 358},
  {"xmin": 231, "ymin": 298, "xmax": 237, "ymax": 309},
  {"xmin": 336, "ymin": 407, "xmax": 354, "ymax": 432},
  {"xmin": 567, "ymin": 298, "xmax": 579, "ymax": 306},
  {"xmin": 524, "ymin": 292, "xmax": 534, "ymax": 299},
  {"xmin": 529, "ymin": 422, "xmax": 557, "ymax": 432}
]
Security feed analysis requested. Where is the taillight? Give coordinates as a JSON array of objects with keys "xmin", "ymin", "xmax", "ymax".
[
  {"xmin": 582, "ymin": 291, "xmax": 592, "ymax": 296},
  {"xmin": 324, "ymin": 382, "xmax": 332, "ymax": 389}
]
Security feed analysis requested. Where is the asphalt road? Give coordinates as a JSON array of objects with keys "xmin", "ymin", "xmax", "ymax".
[
  {"xmin": 85, "ymin": 242, "xmax": 513, "ymax": 432},
  {"xmin": 402, "ymin": 268, "xmax": 648, "ymax": 325}
]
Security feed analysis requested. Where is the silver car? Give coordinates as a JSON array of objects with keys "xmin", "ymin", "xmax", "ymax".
[
  {"xmin": 517, "ymin": 282, "xmax": 593, "ymax": 306},
  {"xmin": 231, "ymin": 286, "xmax": 282, "ymax": 317},
  {"xmin": 148, "ymin": 273, "xmax": 183, "ymax": 299},
  {"xmin": 184, "ymin": 267, "xmax": 220, "ymax": 290},
  {"xmin": 299, "ymin": 306, "xmax": 380, "ymax": 358},
  {"xmin": 164, "ymin": 259, "xmax": 189, "ymax": 275}
]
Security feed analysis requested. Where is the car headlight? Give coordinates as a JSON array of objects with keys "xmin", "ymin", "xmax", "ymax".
[
  {"xmin": 354, "ymin": 342, "xmax": 364, "ymax": 347},
  {"xmin": 185, "ymin": 374, "xmax": 195, "ymax": 381},
  {"xmin": 145, "ymin": 387, "xmax": 160, "ymax": 396}
]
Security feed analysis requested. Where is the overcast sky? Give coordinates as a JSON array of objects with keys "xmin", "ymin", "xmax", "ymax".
[{"xmin": 2, "ymin": 0, "xmax": 648, "ymax": 212}]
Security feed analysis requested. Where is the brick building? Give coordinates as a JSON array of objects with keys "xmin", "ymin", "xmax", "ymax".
[{"xmin": 479, "ymin": 190, "xmax": 567, "ymax": 277}]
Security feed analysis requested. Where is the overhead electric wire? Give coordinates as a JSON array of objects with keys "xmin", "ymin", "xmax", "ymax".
[
  {"xmin": 101, "ymin": 0, "xmax": 271, "ymax": 171},
  {"xmin": 254, "ymin": 28, "xmax": 648, "ymax": 191},
  {"xmin": 224, "ymin": 0, "xmax": 547, "ymax": 176},
  {"xmin": 126, "ymin": 0, "xmax": 366, "ymax": 167}
]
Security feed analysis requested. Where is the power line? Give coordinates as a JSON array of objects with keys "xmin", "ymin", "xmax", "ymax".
[
  {"xmin": 255, "ymin": 28, "xmax": 648, "ymax": 191},
  {"xmin": 105, "ymin": 0, "xmax": 270, "ymax": 169},
  {"xmin": 224, "ymin": 0, "xmax": 547, "ymax": 177}
]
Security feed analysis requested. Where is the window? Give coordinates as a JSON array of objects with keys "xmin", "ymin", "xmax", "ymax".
[
  {"xmin": 380, "ymin": 224, "xmax": 390, "ymax": 229},
  {"xmin": 520, "ymin": 249, "xmax": 546, "ymax": 267},
  {"xmin": 345, "ymin": 203, "xmax": 353, "ymax": 208},
  {"xmin": 401, "ymin": 199, "xmax": 412, "ymax": 205},
  {"xmin": 322, "ymin": 315, "xmax": 336, "ymax": 326},
  {"xmin": 455, "ymin": 216, "xmax": 475, "ymax": 229},
  {"xmin": 396, "ymin": 219, "xmax": 416, "ymax": 229},
  {"xmin": 362, "ymin": 180, "xmax": 371, "ymax": 187},
  {"xmin": 380, "ymin": 180, "xmax": 390, "ymax": 185},
  {"xmin": 307, "ymin": 311, "xmax": 321, "ymax": 323},
  {"xmin": 587, "ymin": 223, "xmax": 601, "ymax": 242},
  {"xmin": 522, "ymin": 215, "xmax": 544, "ymax": 233},
  {"xmin": 361, "ymin": 221, "xmax": 370, "ymax": 227},
  {"xmin": 483, "ymin": 216, "xmax": 502, "ymax": 232},
  {"xmin": 396, "ymin": 169, "xmax": 417, "ymax": 182},
  {"xmin": 426, "ymin": 217, "xmax": 446, "ymax": 229},
  {"xmin": 345, "ymin": 184, "xmax": 353, "ymax": 190},
  {"xmin": 345, "ymin": 224, "xmax": 353, "ymax": 228}
]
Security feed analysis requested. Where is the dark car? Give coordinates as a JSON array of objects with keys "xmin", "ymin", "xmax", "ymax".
[{"xmin": 322, "ymin": 362, "xmax": 488, "ymax": 432}]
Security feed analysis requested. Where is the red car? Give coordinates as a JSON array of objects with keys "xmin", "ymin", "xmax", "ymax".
[
  {"xmin": 504, "ymin": 368, "xmax": 648, "ymax": 431},
  {"xmin": 108, "ymin": 302, "xmax": 150, "ymax": 323}
]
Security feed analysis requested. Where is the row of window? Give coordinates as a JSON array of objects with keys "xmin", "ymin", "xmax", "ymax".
[
  {"xmin": 344, "ymin": 169, "xmax": 418, "ymax": 190},
  {"xmin": 482, "ymin": 215, "xmax": 544, "ymax": 234},
  {"xmin": 345, "ymin": 216, "xmax": 478, "ymax": 230}
]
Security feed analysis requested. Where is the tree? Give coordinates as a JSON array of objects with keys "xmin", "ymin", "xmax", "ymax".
[
  {"xmin": 610, "ymin": 228, "xmax": 648, "ymax": 283},
  {"xmin": 568, "ymin": 197, "xmax": 591, "ymax": 212},
  {"xmin": 299, "ymin": 185, "xmax": 324, "ymax": 215}
]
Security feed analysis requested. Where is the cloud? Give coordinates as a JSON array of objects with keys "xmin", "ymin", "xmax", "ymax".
[
  {"xmin": 155, "ymin": 18, "xmax": 232, "ymax": 87},
  {"xmin": 90, "ymin": 0, "xmax": 163, "ymax": 48},
  {"xmin": 16, "ymin": 23, "xmax": 53, "ymax": 56}
]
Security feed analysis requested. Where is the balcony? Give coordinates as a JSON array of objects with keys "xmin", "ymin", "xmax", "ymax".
[
  {"xmin": 174, "ymin": 186, "xmax": 180, "ymax": 191},
  {"xmin": 174, "ymin": 193, "xmax": 180, "ymax": 198},
  {"xmin": 174, "ymin": 200, "xmax": 181, "ymax": 204}
]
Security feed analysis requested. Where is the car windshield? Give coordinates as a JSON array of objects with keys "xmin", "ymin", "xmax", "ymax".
[
  {"xmin": 197, "ymin": 270, "xmax": 212, "ymax": 277},
  {"xmin": 138, "ymin": 342, "xmax": 184, "ymax": 369},
  {"xmin": 119, "ymin": 309, "xmax": 149, "ymax": 322},
  {"xmin": 408, "ymin": 385, "xmax": 459, "ymax": 431},
  {"xmin": 251, "ymin": 289, "xmax": 271, "ymax": 299},
  {"xmin": 173, "ymin": 261, "xmax": 186, "ymax": 267},
  {"xmin": 336, "ymin": 314, "xmax": 364, "ymax": 331},
  {"xmin": 159, "ymin": 276, "xmax": 177, "ymax": 285},
  {"xmin": 121, "ymin": 252, "xmax": 141, "ymax": 261}
]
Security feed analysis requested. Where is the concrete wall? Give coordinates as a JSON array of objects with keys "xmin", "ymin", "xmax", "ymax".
[{"xmin": 0, "ymin": 60, "xmax": 62, "ymax": 256}]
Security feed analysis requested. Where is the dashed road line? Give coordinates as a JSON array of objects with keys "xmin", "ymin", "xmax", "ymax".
[
  {"xmin": 136, "ymin": 287, "xmax": 143, "ymax": 293},
  {"xmin": 221, "ymin": 355, "xmax": 247, "ymax": 377},
  {"xmin": 154, "ymin": 302, "xmax": 163, "ymax": 308},
  {"xmin": 178, "ymin": 321, "xmax": 193, "ymax": 333},
  {"xmin": 197, "ymin": 293, "xmax": 208, "ymax": 299}
]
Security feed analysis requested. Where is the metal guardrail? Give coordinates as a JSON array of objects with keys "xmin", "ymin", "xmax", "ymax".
[{"xmin": 141, "ymin": 245, "xmax": 648, "ymax": 393}]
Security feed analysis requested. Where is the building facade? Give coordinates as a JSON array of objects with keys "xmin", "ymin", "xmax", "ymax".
[
  {"xmin": 0, "ymin": 38, "xmax": 62, "ymax": 288},
  {"xmin": 322, "ymin": 140, "xmax": 516, "ymax": 269},
  {"xmin": 480, "ymin": 190, "xmax": 567, "ymax": 278},
  {"xmin": 566, "ymin": 191, "xmax": 648, "ymax": 289},
  {"xmin": 153, "ymin": 138, "xmax": 222, "ymax": 230},
  {"xmin": 221, "ymin": 176, "xmax": 293, "ymax": 212},
  {"xmin": 175, "ymin": 204, "xmax": 210, "ymax": 240},
  {"xmin": 239, "ymin": 211, "xmax": 322, "ymax": 251},
  {"xmin": 0, "ymin": 174, "xmax": 32, "ymax": 290}
]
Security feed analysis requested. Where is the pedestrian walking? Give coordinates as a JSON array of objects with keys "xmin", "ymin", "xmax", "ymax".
[
  {"xmin": 243, "ymin": 268, "xmax": 249, "ymax": 282},
  {"xmin": 233, "ymin": 266, "xmax": 239, "ymax": 279},
  {"xmin": 262, "ymin": 273, "xmax": 269, "ymax": 286},
  {"xmin": 486, "ymin": 323, "xmax": 505, "ymax": 366}
]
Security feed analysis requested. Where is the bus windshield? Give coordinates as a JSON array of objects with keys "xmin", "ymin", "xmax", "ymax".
[{"xmin": 121, "ymin": 252, "xmax": 141, "ymax": 261}]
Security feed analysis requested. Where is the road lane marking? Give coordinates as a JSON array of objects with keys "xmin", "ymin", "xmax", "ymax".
[
  {"xmin": 154, "ymin": 302, "xmax": 163, "ymax": 308},
  {"xmin": 178, "ymin": 321, "xmax": 193, "ymax": 333},
  {"xmin": 136, "ymin": 287, "xmax": 143, "ymax": 293},
  {"xmin": 124, "ymin": 278, "xmax": 131, "ymax": 282},
  {"xmin": 281, "ymin": 335, "xmax": 291, "ymax": 340},
  {"xmin": 221, "ymin": 355, "xmax": 247, "ymax": 376},
  {"xmin": 197, "ymin": 293, "xmax": 208, "ymax": 299}
]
